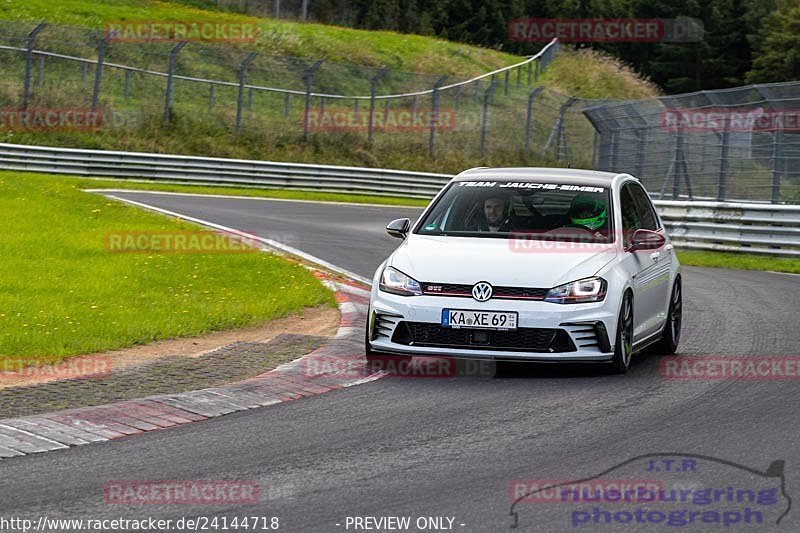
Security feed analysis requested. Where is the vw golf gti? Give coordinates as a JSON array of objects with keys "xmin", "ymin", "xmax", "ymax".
[{"xmin": 366, "ymin": 167, "xmax": 682, "ymax": 373}]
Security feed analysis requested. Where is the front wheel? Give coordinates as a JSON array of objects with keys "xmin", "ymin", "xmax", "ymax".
[
  {"xmin": 655, "ymin": 277, "xmax": 682, "ymax": 355},
  {"xmin": 610, "ymin": 292, "xmax": 634, "ymax": 374}
]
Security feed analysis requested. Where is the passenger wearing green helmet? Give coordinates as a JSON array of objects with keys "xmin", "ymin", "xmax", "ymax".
[{"xmin": 568, "ymin": 194, "xmax": 607, "ymax": 232}]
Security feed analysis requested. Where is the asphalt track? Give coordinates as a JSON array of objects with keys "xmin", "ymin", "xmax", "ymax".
[{"xmin": 1, "ymin": 191, "xmax": 799, "ymax": 532}]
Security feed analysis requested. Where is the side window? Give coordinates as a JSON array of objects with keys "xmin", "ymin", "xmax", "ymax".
[
  {"xmin": 620, "ymin": 185, "xmax": 640, "ymax": 233},
  {"xmin": 629, "ymin": 183, "xmax": 659, "ymax": 230}
]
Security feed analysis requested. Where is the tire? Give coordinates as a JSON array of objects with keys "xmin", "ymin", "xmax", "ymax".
[
  {"xmin": 610, "ymin": 292, "xmax": 634, "ymax": 374},
  {"xmin": 655, "ymin": 277, "xmax": 682, "ymax": 355}
]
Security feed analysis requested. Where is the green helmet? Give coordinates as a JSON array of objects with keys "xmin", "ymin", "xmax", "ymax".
[{"xmin": 570, "ymin": 194, "xmax": 607, "ymax": 231}]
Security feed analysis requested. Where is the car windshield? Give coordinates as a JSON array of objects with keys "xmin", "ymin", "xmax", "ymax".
[{"xmin": 415, "ymin": 179, "xmax": 614, "ymax": 242}]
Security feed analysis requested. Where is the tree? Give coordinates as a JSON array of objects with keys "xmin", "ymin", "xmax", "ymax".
[{"xmin": 746, "ymin": 0, "xmax": 800, "ymax": 83}]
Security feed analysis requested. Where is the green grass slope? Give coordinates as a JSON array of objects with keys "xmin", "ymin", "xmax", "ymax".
[
  {"xmin": 0, "ymin": 1, "xmax": 659, "ymax": 174},
  {"xmin": 0, "ymin": 171, "xmax": 334, "ymax": 364}
]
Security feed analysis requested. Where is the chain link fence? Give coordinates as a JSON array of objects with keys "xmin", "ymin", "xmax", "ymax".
[
  {"xmin": 583, "ymin": 84, "xmax": 800, "ymax": 204},
  {"xmin": 0, "ymin": 20, "xmax": 564, "ymax": 163}
]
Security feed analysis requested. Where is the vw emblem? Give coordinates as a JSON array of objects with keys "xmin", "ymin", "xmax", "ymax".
[{"xmin": 472, "ymin": 282, "xmax": 493, "ymax": 302}]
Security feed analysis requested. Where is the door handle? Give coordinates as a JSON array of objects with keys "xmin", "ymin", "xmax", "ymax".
[{"xmin": 650, "ymin": 251, "xmax": 661, "ymax": 261}]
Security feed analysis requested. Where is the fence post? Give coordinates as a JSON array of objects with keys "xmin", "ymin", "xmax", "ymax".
[
  {"xmin": 534, "ymin": 59, "xmax": 540, "ymax": 82},
  {"xmin": 717, "ymin": 122, "xmax": 730, "ymax": 201},
  {"xmin": 524, "ymin": 87, "xmax": 543, "ymax": 151},
  {"xmin": 659, "ymin": 128, "xmax": 692, "ymax": 200},
  {"xmin": 610, "ymin": 132, "xmax": 619, "ymax": 171},
  {"xmin": 22, "ymin": 23, "xmax": 47, "ymax": 109},
  {"xmin": 92, "ymin": 31, "xmax": 116, "ymax": 112},
  {"xmin": 504, "ymin": 70, "xmax": 509, "ymax": 95},
  {"xmin": 368, "ymin": 67, "xmax": 389, "ymax": 144},
  {"xmin": 542, "ymin": 97, "xmax": 575, "ymax": 160},
  {"xmin": 673, "ymin": 131, "xmax": 683, "ymax": 199},
  {"xmin": 235, "ymin": 52, "xmax": 258, "ymax": 134},
  {"xmin": 301, "ymin": 0, "xmax": 309, "ymax": 21},
  {"xmin": 771, "ymin": 130, "xmax": 784, "ymax": 203},
  {"xmin": 428, "ymin": 75, "xmax": 448, "ymax": 157},
  {"xmin": 480, "ymin": 80, "xmax": 499, "ymax": 157},
  {"xmin": 82, "ymin": 63, "xmax": 88, "ymax": 86},
  {"xmin": 527, "ymin": 61, "xmax": 532, "ymax": 86},
  {"xmin": 302, "ymin": 59, "xmax": 324, "ymax": 140},
  {"xmin": 163, "ymin": 41, "xmax": 187, "ymax": 122},
  {"xmin": 274, "ymin": 0, "xmax": 280, "ymax": 18},
  {"xmin": 634, "ymin": 128, "xmax": 648, "ymax": 178},
  {"xmin": 516, "ymin": 66, "xmax": 522, "ymax": 89}
]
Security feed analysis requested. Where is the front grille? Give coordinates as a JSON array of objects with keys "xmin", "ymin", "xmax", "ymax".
[
  {"xmin": 421, "ymin": 282, "xmax": 548, "ymax": 300},
  {"xmin": 395, "ymin": 322, "xmax": 576, "ymax": 353},
  {"xmin": 493, "ymin": 286, "xmax": 549, "ymax": 300}
]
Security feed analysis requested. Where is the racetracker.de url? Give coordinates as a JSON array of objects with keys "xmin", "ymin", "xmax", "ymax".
[{"xmin": 0, "ymin": 516, "xmax": 281, "ymax": 532}]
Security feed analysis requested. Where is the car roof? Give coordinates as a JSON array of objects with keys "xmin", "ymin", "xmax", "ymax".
[{"xmin": 453, "ymin": 167, "xmax": 626, "ymax": 188}]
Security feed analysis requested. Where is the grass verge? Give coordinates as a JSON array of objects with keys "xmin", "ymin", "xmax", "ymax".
[
  {"xmin": 0, "ymin": 171, "xmax": 336, "ymax": 367},
  {"xmin": 676, "ymin": 250, "xmax": 800, "ymax": 275},
  {"xmin": 71, "ymin": 176, "xmax": 431, "ymax": 207}
]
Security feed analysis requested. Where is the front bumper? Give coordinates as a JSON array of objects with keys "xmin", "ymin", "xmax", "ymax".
[{"xmin": 368, "ymin": 290, "xmax": 617, "ymax": 362}]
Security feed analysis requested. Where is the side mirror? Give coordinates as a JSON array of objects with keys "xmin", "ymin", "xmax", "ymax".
[
  {"xmin": 386, "ymin": 218, "xmax": 411, "ymax": 239},
  {"xmin": 627, "ymin": 229, "xmax": 665, "ymax": 252}
]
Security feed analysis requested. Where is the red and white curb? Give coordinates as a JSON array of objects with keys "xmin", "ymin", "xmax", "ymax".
[{"xmin": 0, "ymin": 279, "xmax": 382, "ymax": 460}]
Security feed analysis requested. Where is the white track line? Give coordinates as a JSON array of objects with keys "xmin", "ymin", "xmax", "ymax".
[{"xmin": 101, "ymin": 193, "xmax": 373, "ymax": 285}]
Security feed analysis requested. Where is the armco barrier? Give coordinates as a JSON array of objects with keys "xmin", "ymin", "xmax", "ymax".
[{"xmin": 1, "ymin": 143, "xmax": 798, "ymax": 256}]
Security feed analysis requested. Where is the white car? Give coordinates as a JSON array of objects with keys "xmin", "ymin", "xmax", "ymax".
[{"xmin": 366, "ymin": 167, "xmax": 682, "ymax": 373}]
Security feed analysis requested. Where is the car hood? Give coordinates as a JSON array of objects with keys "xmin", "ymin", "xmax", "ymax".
[{"xmin": 389, "ymin": 235, "xmax": 618, "ymax": 288}]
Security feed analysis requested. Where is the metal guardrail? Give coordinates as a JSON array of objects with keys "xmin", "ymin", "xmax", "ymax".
[
  {"xmin": 1, "ymin": 142, "xmax": 798, "ymax": 256},
  {"xmin": 0, "ymin": 142, "xmax": 451, "ymax": 198}
]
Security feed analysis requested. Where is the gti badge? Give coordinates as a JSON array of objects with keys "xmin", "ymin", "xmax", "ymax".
[{"xmin": 472, "ymin": 282, "xmax": 493, "ymax": 302}]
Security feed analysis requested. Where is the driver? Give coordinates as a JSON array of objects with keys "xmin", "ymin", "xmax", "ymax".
[
  {"xmin": 482, "ymin": 194, "xmax": 512, "ymax": 232},
  {"xmin": 568, "ymin": 194, "xmax": 607, "ymax": 235}
]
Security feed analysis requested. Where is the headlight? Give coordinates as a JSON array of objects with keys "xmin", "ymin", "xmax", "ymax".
[
  {"xmin": 544, "ymin": 277, "xmax": 607, "ymax": 304},
  {"xmin": 379, "ymin": 267, "xmax": 423, "ymax": 296}
]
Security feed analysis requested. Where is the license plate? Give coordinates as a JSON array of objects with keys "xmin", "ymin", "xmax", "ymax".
[{"xmin": 441, "ymin": 309, "xmax": 518, "ymax": 330}]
